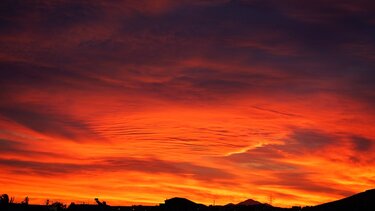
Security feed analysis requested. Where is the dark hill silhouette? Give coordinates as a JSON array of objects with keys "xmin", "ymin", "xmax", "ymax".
[
  {"xmin": 163, "ymin": 197, "xmax": 206, "ymax": 211},
  {"xmin": 237, "ymin": 199, "xmax": 262, "ymax": 206},
  {"xmin": 304, "ymin": 189, "xmax": 375, "ymax": 211},
  {"xmin": 164, "ymin": 197, "xmax": 197, "ymax": 206}
]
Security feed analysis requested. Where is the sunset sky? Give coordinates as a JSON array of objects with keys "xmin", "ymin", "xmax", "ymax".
[{"xmin": 1, "ymin": 0, "xmax": 375, "ymax": 208}]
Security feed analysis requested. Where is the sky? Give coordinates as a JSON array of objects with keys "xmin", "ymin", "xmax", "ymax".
[{"xmin": 0, "ymin": 0, "xmax": 375, "ymax": 208}]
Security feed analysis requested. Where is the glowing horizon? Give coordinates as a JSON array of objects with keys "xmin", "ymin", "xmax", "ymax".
[{"xmin": 0, "ymin": 0, "xmax": 374, "ymax": 208}]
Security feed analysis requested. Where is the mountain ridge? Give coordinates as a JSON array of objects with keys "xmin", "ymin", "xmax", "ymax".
[{"xmin": 236, "ymin": 198, "xmax": 262, "ymax": 206}]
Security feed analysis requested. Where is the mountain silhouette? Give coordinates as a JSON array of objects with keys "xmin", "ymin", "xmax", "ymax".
[
  {"xmin": 305, "ymin": 189, "xmax": 375, "ymax": 211},
  {"xmin": 163, "ymin": 197, "xmax": 206, "ymax": 211},
  {"xmin": 237, "ymin": 199, "xmax": 262, "ymax": 206},
  {"xmin": 224, "ymin": 203, "xmax": 235, "ymax": 207}
]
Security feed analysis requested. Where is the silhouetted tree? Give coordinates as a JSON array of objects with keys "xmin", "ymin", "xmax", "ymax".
[
  {"xmin": 67, "ymin": 202, "xmax": 75, "ymax": 208},
  {"xmin": 9, "ymin": 197, "xmax": 14, "ymax": 204},
  {"xmin": 67, "ymin": 202, "xmax": 77, "ymax": 211},
  {"xmin": 49, "ymin": 202, "xmax": 66, "ymax": 211},
  {"xmin": 0, "ymin": 194, "xmax": 9, "ymax": 205},
  {"xmin": 0, "ymin": 194, "xmax": 10, "ymax": 211},
  {"xmin": 95, "ymin": 198, "xmax": 110, "ymax": 210},
  {"xmin": 95, "ymin": 198, "xmax": 108, "ymax": 206},
  {"xmin": 95, "ymin": 198, "xmax": 101, "ymax": 205},
  {"xmin": 21, "ymin": 196, "xmax": 29, "ymax": 205}
]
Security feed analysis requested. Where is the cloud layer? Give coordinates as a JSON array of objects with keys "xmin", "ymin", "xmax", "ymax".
[{"xmin": 0, "ymin": 0, "xmax": 375, "ymax": 207}]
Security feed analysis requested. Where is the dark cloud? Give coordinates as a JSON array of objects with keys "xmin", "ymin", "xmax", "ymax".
[
  {"xmin": 0, "ymin": 104, "xmax": 99, "ymax": 141},
  {"xmin": 0, "ymin": 138, "xmax": 68, "ymax": 158},
  {"xmin": 0, "ymin": 158, "xmax": 83, "ymax": 176},
  {"xmin": 0, "ymin": 61, "xmax": 80, "ymax": 90},
  {"xmin": 105, "ymin": 158, "xmax": 233, "ymax": 181},
  {"xmin": 254, "ymin": 171, "xmax": 356, "ymax": 196},
  {"xmin": 0, "ymin": 138, "xmax": 20, "ymax": 151},
  {"xmin": 227, "ymin": 128, "xmax": 339, "ymax": 170},
  {"xmin": 226, "ymin": 127, "xmax": 366, "ymax": 196},
  {"xmin": 1, "ymin": 0, "xmax": 375, "ymax": 106},
  {"xmin": 351, "ymin": 136, "xmax": 373, "ymax": 152},
  {"xmin": 228, "ymin": 144, "xmax": 296, "ymax": 171},
  {"xmin": 0, "ymin": 157, "xmax": 233, "ymax": 181},
  {"xmin": 286, "ymin": 128, "xmax": 337, "ymax": 151}
]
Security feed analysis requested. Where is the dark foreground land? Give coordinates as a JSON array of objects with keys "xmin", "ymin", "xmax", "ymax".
[{"xmin": 1, "ymin": 189, "xmax": 374, "ymax": 211}]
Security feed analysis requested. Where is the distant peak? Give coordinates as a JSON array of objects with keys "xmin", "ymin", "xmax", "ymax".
[
  {"xmin": 237, "ymin": 199, "xmax": 262, "ymax": 206},
  {"xmin": 165, "ymin": 197, "xmax": 194, "ymax": 202},
  {"xmin": 164, "ymin": 197, "xmax": 197, "ymax": 206}
]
